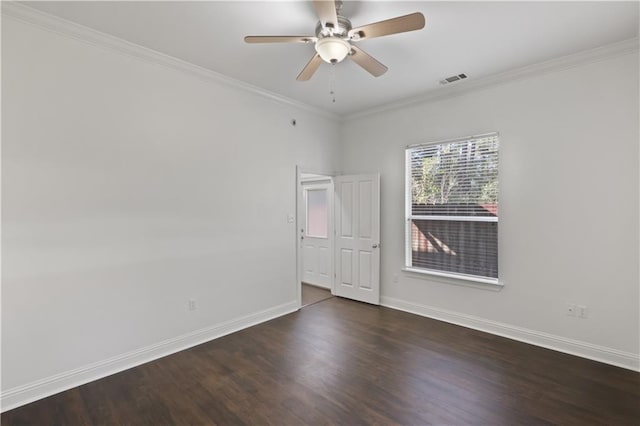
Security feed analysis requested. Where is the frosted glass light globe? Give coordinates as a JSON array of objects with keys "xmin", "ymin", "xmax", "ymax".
[{"xmin": 315, "ymin": 37, "xmax": 350, "ymax": 64}]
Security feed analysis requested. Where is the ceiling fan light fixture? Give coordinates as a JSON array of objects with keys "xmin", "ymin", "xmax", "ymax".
[
  {"xmin": 245, "ymin": 1, "xmax": 426, "ymax": 81},
  {"xmin": 315, "ymin": 37, "xmax": 350, "ymax": 64}
]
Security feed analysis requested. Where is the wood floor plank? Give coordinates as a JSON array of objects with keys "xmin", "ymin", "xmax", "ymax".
[
  {"xmin": 2, "ymin": 297, "xmax": 638, "ymax": 425},
  {"xmin": 301, "ymin": 283, "xmax": 333, "ymax": 307}
]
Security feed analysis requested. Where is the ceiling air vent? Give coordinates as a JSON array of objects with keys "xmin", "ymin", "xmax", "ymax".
[{"xmin": 439, "ymin": 73, "xmax": 468, "ymax": 85}]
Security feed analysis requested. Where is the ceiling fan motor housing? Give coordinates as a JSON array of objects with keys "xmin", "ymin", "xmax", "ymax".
[
  {"xmin": 314, "ymin": 15, "xmax": 352, "ymax": 64},
  {"xmin": 315, "ymin": 15, "xmax": 352, "ymax": 38}
]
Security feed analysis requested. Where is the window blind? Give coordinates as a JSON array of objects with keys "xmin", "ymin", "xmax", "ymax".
[{"xmin": 405, "ymin": 133, "xmax": 499, "ymax": 281}]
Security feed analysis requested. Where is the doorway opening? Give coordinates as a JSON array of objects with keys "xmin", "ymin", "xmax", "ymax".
[
  {"xmin": 296, "ymin": 167, "xmax": 381, "ymax": 309},
  {"xmin": 301, "ymin": 283, "xmax": 333, "ymax": 307},
  {"xmin": 298, "ymin": 170, "xmax": 335, "ymax": 308}
]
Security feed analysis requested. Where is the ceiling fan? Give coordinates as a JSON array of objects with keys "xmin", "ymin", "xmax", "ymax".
[{"xmin": 244, "ymin": 0, "xmax": 425, "ymax": 81}]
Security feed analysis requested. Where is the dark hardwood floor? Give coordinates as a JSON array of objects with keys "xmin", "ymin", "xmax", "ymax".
[
  {"xmin": 301, "ymin": 283, "xmax": 333, "ymax": 307},
  {"xmin": 3, "ymin": 297, "xmax": 639, "ymax": 425}
]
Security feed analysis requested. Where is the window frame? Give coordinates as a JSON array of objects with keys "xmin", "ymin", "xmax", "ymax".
[
  {"xmin": 404, "ymin": 133, "xmax": 501, "ymax": 287},
  {"xmin": 304, "ymin": 185, "xmax": 330, "ymax": 239}
]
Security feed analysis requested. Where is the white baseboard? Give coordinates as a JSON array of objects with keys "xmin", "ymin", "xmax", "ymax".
[
  {"xmin": 1, "ymin": 301, "xmax": 298, "ymax": 412},
  {"xmin": 381, "ymin": 296, "xmax": 640, "ymax": 372},
  {"xmin": 4, "ymin": 298, "xmax": 637, "ymax": 412}
]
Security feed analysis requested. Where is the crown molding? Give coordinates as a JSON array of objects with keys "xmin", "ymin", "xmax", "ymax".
[
  {"xmin": 346, "ymin": 37, "xmax": 640, "ymax": 121},
  {"xmin": 1, "ymin": 1, "xmax": 341, "ymax": 122},
  {"xmin": 3, "ymin": 2, "xmax": 637, "ymax": 124}
]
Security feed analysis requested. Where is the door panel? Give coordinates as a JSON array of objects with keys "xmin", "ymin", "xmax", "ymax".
[
  {"xmin": 359, "ymin": 251, "xmax": 372, "ymax": 289},
  {"xmin": 339, "ymin": 182, "xmax": 353, "ymax": 237},
  {"xmin": 359, "ymin": 181, "xmax": 373, "ymax": 238},
  {"xmin": 340, "ymin": 249, "xmax": 353, "ymax": 286},
  {"xmin": 334, "ymin": 174, "xmax": 380, "ymax": 304},
  {"xmin": 303, "ymin": 244, "xmax": 315, "ymax": 273}
]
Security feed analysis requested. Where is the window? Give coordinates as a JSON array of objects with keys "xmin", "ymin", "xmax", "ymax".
[
  {"xmin": 405, "ymin": 133, "xmax": 499, "ymax": 284},
  {"xmin": 306, "ymin": 188, "xmax": 328, "ymax": 238}
]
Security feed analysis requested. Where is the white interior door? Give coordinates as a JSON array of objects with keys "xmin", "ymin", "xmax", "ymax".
[
  {"xmin": 301, "ymin": 182, "xmax": 333, "ymax": 288},
  {"xmin": 334, "ymin": 174, "xmax": 380, "ymax": 305}
]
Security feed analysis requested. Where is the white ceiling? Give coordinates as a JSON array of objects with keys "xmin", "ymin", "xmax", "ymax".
[{"xmin": 22, "ymin": 1, "xmax": 640, "ymax": 115}]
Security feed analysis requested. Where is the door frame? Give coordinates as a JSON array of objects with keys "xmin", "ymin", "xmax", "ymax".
[
  {"xmin": 296, "ymin": 166, "xmax": 337, "ymax": 309},
  {"xmin": 301, "ymin": 180, "xmax": 334, "ymax": 289}
]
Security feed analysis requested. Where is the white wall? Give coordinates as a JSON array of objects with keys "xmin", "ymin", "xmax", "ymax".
[
  {"xmin": 1, "ymin": 16, "xmax": 340, "ymax": 401},
  {"xmin": 2, "ymin": 7, "xmax": 638, "ymax": 411},
  {"xmin": 340, "ymin": 51, "xmax": 639, "ymax": 368}
]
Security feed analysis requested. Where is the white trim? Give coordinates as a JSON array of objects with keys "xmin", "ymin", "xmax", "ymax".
[
  {"xmin": 302, "ymin": 182, "xmax": 333, "ymax": 241},
  {"xmin": 402, "ymin": 267, "xmax": 501, "ymax": 286},
  {"xmin": 405, "ymin": 135, "xmax": 500, "ymax": 285},
  {"xmin": 0, "ymin": 2, "xmax": 340, "ymax": 122},
  {"xmin": 301, "ymin": 176, "xmax": 333, "ymax": 184},
  {"xmin": 296, "ymin": 167, "xmax": 337, "ymax": 309},
  {"xmin": 404, "ymin": 150, "xmax": 413, "ymax": 268},
  {"xmin": 0, "ymin": 301, "xmax": 299, "ymax": 413},
  {"xmin": 407, "ymin": 132, "xmax": 499, "ymax": 149},
  {"xmin": 409, "ymin": 215, "xmax": 498, "ymax": 223},
  {"xmin": 347, "ymin": 37, "xmax": 640, "ymax": 121},
  {"xmin": 5, "ymin": 3, "xmax": 636, "ymax": 123},
  {"xmin": 381, "ymin": 296, "xmax": 640, "ymax": 372}
]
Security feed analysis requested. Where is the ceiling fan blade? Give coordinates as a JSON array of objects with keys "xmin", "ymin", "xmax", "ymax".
[
  {"xmin": 348, "ymin": 12, "xmax": 425, "ymax": 40},
  {"xmin": 348, "ymin": 45, "xmax": 388, "ymax": 77},
  {"xmin": 297, "ymin": 54, "xmax": 323, "ymax": 81},
  {"xmin": 313, "ymin": 0, "xmax": 338, "ymax": 29},
  {"xmin": 244, "ymin": 36, "xmax": 316, "ymax": 44}
]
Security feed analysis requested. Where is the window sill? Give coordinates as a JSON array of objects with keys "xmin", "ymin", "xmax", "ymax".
[{"xmin": 402, "ymin": 267, "xmax": 503, "ymax": 289}]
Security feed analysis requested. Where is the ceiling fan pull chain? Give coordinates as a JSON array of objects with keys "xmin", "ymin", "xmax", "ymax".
[{"xmin": 330, "ymin": 64, "xmax": 336, "ymax": 103}]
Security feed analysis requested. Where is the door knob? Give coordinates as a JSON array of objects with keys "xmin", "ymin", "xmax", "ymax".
[{"xmin": 372, "ymin": 243, "xmax": 379, "ymax": 249}]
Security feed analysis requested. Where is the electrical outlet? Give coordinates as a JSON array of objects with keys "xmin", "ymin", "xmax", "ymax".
[
  {"xmin": 578, "ymin": 305, "xmax": 588, "ymax": 319},
  {"xmin": 566, "ymin": 303, "xmax": 576, "ymax": 317},
  {"xmin": 188, "ymin": 299, "xmax": 196, "ymax": 311}
]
